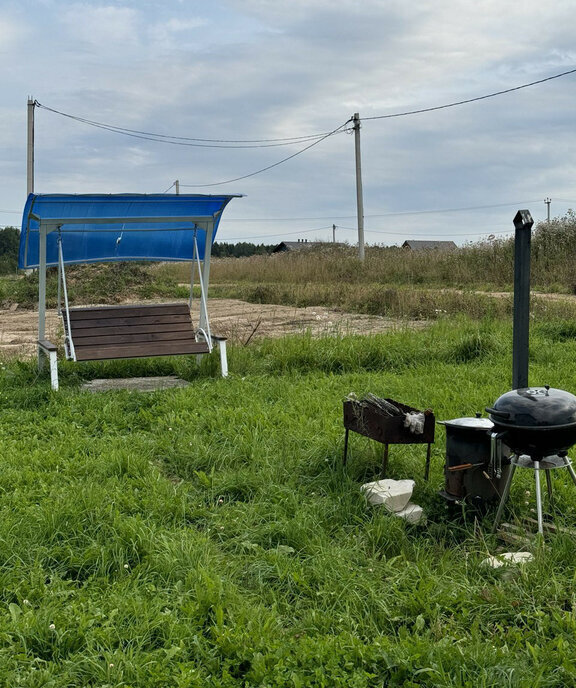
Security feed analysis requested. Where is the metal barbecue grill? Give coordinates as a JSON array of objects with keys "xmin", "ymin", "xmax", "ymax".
[
  {"xmin": 488, "ymin": 386, "xmax": 576, "ymax": 534},
  {"xmin": 343, "ymin": 395, "xmax": 435, "ymax": 478}
]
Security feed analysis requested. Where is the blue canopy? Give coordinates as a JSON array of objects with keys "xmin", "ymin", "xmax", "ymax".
[{"xmin": 18, "ymin": 193, "xmax": 241, "ymax": 269}]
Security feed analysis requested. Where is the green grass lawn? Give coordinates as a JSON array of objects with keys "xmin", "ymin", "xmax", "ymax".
[{"xmin": 1, "ymin": 318, "xmax": 576, "ymax": 686}]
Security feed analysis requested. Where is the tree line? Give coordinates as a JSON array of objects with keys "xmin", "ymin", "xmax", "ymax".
[
  {"xmin": 212, "ymin": 241, "xmax": 275, "ymax": 257},
  {"xmin": 0, "ymin": 227, "xmax": 19, "ymax": 275}
]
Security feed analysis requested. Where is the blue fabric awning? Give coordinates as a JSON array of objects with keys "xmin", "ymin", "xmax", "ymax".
[{"xmin": 18, "ymin": 193, "xmax": 241, "ymax": 269}]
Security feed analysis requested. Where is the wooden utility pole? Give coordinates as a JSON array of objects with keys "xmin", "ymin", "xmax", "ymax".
[
  {"xmin": 333, "ymin": 224, "xmax": 336, "ymax": 243},
  {"xmin": 27, "ymin": 97, "xmax": 35, "ymax": 196},
  {"xmin": 353, "ymin": 113, "xmax": 365, "ymax": 261},
  {"xmin": 175, "ymin": 180, "xmax": 180, "ymax": 195},
  {"xmin": 544, "ymin": 197, "xmax": 551, "ymax": 222}
]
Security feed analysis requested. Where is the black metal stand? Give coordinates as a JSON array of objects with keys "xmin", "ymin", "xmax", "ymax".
[
  {"xmin": 343, "ymin": 430, "xmax": 431, "ymax": 480},
  {"xmin": 492, "ymin": 453, "xmax": 576, "ymax": 535}
]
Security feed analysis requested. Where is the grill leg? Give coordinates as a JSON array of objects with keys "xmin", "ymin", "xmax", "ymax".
[
  {"xmin": 343, "ymin": 429, "xmax": 349, "ymax": 465},
  {"xmin": 381, "ymin": 444, "xmax": 389, "ymax": 476},
  {"xmin": 492, "ymin": 460, "xmax": 517, "ymax": 533},
  {"xmin": 545, "ymin": 469, "xmax": 554, "ymax": 510},
  {"xmin": 424, "ymin": 443, "xmax": 431, "ymax": 481},
  {"xmin": 534, "ymin": 461, "xmax": 544, "ymax": 536},
  {"xmin": 561, "ymin": 455, "xmax": 576, "ymax": 488}
]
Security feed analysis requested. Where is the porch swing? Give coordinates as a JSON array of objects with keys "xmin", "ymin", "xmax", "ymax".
[{"xmin": 18, "ymin": 193, "xmax": 242, "ymax": 390}]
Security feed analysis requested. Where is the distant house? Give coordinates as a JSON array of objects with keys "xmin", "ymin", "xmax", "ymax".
[
  {"xmin": 272, "ymin": 240, "xmax": 326, "ymax": 253},
  {"xmin": 402, "ymin": 240, "xmax": 457, "ymax": 252}
]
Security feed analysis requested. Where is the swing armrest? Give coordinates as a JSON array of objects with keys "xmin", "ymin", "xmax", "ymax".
[{"xmin": 38, "ymin": 339, "xmax": 57, "ymax": 353}]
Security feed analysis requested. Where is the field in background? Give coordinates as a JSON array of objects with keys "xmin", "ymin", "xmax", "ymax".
[
  {"xmin": 162, "ymin": 210, "xmax": 576, "ymax": 292},
  {"xmin": 3, "ymin": 213, "xmax": 576, "ymax": 323},
  {"xmin": 158, "ymin": 211, "xmax": 576, "ymax": 321}
]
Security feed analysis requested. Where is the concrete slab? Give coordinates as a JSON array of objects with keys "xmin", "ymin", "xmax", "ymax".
[
  {"xmin": 361, "ymin": 479, "xmax": 415, "ymax": 512},
  {"xmin": 81, "ymin": 376, "xmax": 190, "ymax": 393},
  {"xmin": 393, "ymin": 502, "xmax": 426, "ymax": 524},
  {"xmin": 481, "ymin": 552, "xmax": 534, "ymax": 568}
]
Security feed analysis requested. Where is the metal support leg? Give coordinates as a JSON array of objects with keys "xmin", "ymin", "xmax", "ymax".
[
  {"xmin": 545, "ymin": 469, "xmax": 554, "ymax": 510},
  {"xmin": 47, "ymin": 350, "xmax": 59, "ymax": 391},
  {"xmin": 561, "ymin": 455, "xmax": 576, "ymax": 488},
  {"xmin": 492, "ymin": 461, "xmax": 517, "ymax": 533},
  {"xmin": 343, "ymin": 429, "xmax": 349, "ymax": 465},
  {"xmin": 216, "ymin": 338, "xmax": 228, "ymax": 378},
  {"xmin": 38, "ymin": 341, "xmax": 59, "ymax": 391},
  {"xmin": 424, "ymin": 443, "xmax": 431, "ymax": 481},
  {"xmin": 381, "ymin": 444, "xmax": 389, "ymax": 476},
  {"xmin": 534, "ymin": 461, "xmax": 544, "ymax": 536}
]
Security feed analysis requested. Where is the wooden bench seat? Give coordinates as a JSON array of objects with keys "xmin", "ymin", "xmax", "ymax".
[
  {"xmin": 36, "ymin": 302, "xmax": 229, "ymax": 389},
  {"xmin": 64, "ymin": 303, "xmax": 210, "ymax": 361}
]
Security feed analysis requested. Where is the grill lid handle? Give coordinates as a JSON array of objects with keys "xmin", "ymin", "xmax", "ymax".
[{"xmin": 485, "ymin": 407, "xmax": 510, "ymax": 419}]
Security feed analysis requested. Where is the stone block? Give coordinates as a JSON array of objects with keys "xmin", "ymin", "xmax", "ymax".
[
  {"xmin": 481, "ymin": 552, "xmax": 534, "ymax": 568},
  {"xmin": 393, "ymin": 502, "xmax": 426, "ymax": 524},
  {"xmin": 361, "ymin": 479, "xmax": 415, "ymax": 512}
]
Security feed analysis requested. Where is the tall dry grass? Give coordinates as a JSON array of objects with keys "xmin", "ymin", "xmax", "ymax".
[
  {"xmin": 204, "ymin": 212, "xmax": 576, "ymax": 290},
  {"xmin": 154, "ymin": 213, "xmax": 576, "ymax": 320},
  {"xmin": 162, "ymin": 240, "xmax": 516, "ymax": 290}
]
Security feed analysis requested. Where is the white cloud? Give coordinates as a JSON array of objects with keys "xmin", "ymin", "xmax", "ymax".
[
  {"xmin": 147, "ymin": 17, "xmax": 208, "ymax": 49},
  {"xmin": 0, "ymin": 12, "xmax": 29, "ymax": 49},
  {"xmin": 59, "ymin": 4, "xmax": 140, "ymax": 49}
]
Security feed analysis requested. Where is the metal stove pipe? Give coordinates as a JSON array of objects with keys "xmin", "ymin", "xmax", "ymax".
[{"xmin": 512, "ymin": 209, "xmax": 533, "ymax": 390}]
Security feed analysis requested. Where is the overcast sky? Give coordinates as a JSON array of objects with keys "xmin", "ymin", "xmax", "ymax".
[{"xmin": 2, "ymin": 0, "xmax": 576, "ymax": 246}]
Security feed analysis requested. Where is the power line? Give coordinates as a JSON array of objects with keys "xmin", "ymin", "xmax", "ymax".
[
  {"xmin": 220, "ymin": 200, "xmax": 542, "ymax": 222},
  {"xmin": 35, "ymin": 101, "xmax": 341, "ymax": 148},
  {"xmin": 361, "ymin": 67, "xmax": 576, "ymax": 121},
  {"xmin": 221, "ymin": 226, "xmax": 333, "ymax": 241},
  {"xmin": 360, "ymin": 228, "xmax": 514, "ymax": 237},
  {"xmin": 361, "ymin": 200, "xmax": 543, "ymax": 218},
  {"xmin": 178, "ymin": 119, "xmax": 352, "ymax": 187},
  {"xmin": 217, "ymin": 224, "xmax": 515, "ymax": 241}
]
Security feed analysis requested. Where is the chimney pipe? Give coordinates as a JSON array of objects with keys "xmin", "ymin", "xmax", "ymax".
[{"xmin": 512, "ymin": 209, "xmax": 533, "ymax": 389}]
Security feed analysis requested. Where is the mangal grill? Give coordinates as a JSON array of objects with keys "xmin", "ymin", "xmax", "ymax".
[{"xmin": 343, "ymin": 396, "xmax": 435, "ymax": 479}]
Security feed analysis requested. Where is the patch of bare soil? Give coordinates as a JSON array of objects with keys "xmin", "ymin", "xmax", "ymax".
[
  {"xmin": 0, "ymin": 299, "xmax": 425, "ymax": 359},
  {"xmin": 207, "ymin": 299, "xmax": 426, "ymax": 343}
]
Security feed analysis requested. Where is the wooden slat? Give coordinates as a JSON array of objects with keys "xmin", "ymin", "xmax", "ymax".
[
  {"xmin": 68, "ymin": 313, "xmax": 192, "ymax": 330},
  {"xmin": 73, "ymin": 330, "xmax": 197, "ymax": 347},
  {"xmin": 75, "ymin": 339, "xmax": 210, "ymax": 361},
  {"xmin": 71, "ymin": 322, "xmax": 193, "ymax": 340},
  {"xmin": 69, "ymin": 303, "xmax": 189, "ymax": 320}
]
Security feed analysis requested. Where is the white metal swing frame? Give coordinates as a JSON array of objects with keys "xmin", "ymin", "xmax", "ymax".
[{"xmin": 35, "ymin": 213, "xmax": 228, "ymax": 389}]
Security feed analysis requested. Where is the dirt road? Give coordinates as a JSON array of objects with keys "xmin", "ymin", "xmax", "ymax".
[{"xmin": 0, "ymin": 299, "xmax": 423, "ymax": 359}]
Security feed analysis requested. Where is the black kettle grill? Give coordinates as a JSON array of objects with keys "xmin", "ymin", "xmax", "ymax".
[
  {"xmin": 488, "ymin": 386, "xmax": 576, "ymax": 535},
  {"xmin": 486, "ymin": 385, "xmax": 576, "ymax": 457}
]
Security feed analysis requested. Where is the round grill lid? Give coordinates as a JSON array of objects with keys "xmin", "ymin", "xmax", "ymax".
[
  {"xmin": 440, "ymin": 417, "xmax": 493, "ymax": 430},
  {"xmin": 486, "ymin": 386, "xmax": 576, "ymax": 428}
]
